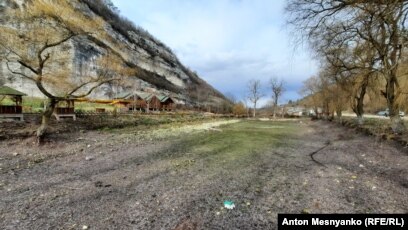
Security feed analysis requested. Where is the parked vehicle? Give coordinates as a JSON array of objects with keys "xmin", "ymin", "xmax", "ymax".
[{"xmin": 377, "ymin": 109, "xmax": 404, "ymax": 117}]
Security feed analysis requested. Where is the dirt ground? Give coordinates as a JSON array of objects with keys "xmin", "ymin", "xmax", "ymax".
[{"xmin": 0, "ymin": 119, "xmax": 407, "ymax": 229}]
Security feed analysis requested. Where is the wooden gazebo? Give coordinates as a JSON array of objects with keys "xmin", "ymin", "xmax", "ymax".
[
  {"xmin": 157, "ymin": 95, "xmax": 175, "ymax": 111},
  {"xmin": 53, "ymin": 98, "xmax": 76, "ymax": 121},
  {"xmin": 127, "ymin": 92, "xmax": 149, "ymax": 111},
  {"xmin": 0, "ymin": 86, "xmax": 26, "ymax": 121},
  {"xmin": 147, "ymin": 94, "xmax": 161, "ymax": 111},
  {"xmin": 113, "ymin": 92, "xmax": 175, "ymax": 112}
]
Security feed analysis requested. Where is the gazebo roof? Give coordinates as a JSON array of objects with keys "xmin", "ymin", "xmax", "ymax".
[
  {"xmin": 135, "ymin": 92, "xmax": 153, "ymax": 100},
  {"xmin": 0, "ymin": 86, "xmax": 27, "ymax": 96},
  {"xmin": 114, "ymin": 92, "xmax": 131, "ymax": 99},
  {"xmin": 157, "ymin": 95, "xmax": 173, "ymax": 102}
]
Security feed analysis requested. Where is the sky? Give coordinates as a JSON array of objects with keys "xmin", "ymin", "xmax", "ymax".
[{"xmin": 111, "ymin": 0, "xmax": 318, "ymax": 106}]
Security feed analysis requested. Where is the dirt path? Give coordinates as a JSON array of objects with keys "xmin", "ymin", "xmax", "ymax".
[{"xmin": 0, "ymin": 120, "xmax": 407, "ymax": 229}]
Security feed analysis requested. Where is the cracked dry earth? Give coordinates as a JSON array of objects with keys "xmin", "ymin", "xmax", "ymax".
[{"xmin": 0, "ymin": 119, "xmax": 407, "ymax": 229}]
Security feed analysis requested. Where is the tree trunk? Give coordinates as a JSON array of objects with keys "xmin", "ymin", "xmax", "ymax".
[
  {"xmin": 352, "ymin": 79, "xmax": 367, "ymax": 125},
  {"xmin": 281, "ymin": 106, "xmax": 284, "ymax": 118},
  {"xmin": 385, "ymin": 76, "xmax": 406, "ymax": 133},
  {"xmin": 273, "ymin": 99, "xmax": 278, "ymax": 119},
  {"xmin": 386, "ymin": 81, "xmax": 404, "ymax": 133},
  {"xmin": 36, "ymin": 98, "xmax": 57, "ymax": 144},
  {"xmin": 353, "ymin": 97, "xmax": 364, "ymax": 125},
  {"xmin": 314, "ymin": 106, "xmax": 319, "ymax": 118},
  {"xmin": 336, "ymin": 109, "xmax": 342, "ymax": 118},
  {"xmin": 391, "ymin": 115, "xmax": 404, "ymax": 134},
  {"xmin": 356, "ymin": 115, "xmax": 364, "ymax": 125},
  {"xmin": 272, "ymin": 105, "xmax": 276, "ymax": 119},
  {"xmin": 253, "ymin": 102, "xmax": 256, "ymax": 118},
  {"xmin": 385, "ymin": 19, "xmax": 405, "ymax": 134},
  {"xmin": 323, "ymin": 101, "xmax": 330, "ymax": 120}
]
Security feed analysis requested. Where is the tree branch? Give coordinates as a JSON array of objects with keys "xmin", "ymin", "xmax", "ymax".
[
  {"xmin": 6, "ymin": 61, "xmax": 36, "ymax": 82},
  {"xmin": 70, "ymin": 78, "xmax": 121, "ymax": 98},
  {"xmin": 17, "ymin": 60, "xmax": 39, "ymax": 75}
]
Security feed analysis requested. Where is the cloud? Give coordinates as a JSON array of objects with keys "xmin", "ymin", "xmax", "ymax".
[{"xmin": 112, "ymin": 0, "xmax": 318, "ymax": 105}]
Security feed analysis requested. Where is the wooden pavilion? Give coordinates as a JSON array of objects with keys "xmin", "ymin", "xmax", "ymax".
[
  {"xmin": 114, "ymin": 91, "xmax": 175, "ymax": 112},
  {"xmin": 147, "ymin": 94, "xmax": 161, "ymax": 111},
  {"xmin": 0, "ymin": 86, "xmax": 26, "ymax": 121},
  {"xmin": 157, "ymin": 95, "xmax": 175, "ymax": 111},
  {"xmin": 53, "ymin": 98, "xmax": 76, "ymax": 121},
  {"xmin": 114, "ymin": 92, "xmax": 148, "ymax": 112},
  {"xmin": 128, "ymin": 92, "xmax": 149, "ymax": 111}
]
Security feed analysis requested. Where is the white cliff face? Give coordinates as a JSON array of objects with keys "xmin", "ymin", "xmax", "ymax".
[{"xmin": 0, "ymin": 0, "xmax": 226, "ymax": 105}]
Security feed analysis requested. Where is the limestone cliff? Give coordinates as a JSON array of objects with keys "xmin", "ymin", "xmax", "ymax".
[{"xmin": 0, "ymin": 0, "xmax": 227, "ymax": 107}]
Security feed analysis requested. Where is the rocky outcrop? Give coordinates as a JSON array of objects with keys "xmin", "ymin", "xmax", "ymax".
[{"xmin": 0, "ymin": 0, "xmax": 227, "ymax": 106}]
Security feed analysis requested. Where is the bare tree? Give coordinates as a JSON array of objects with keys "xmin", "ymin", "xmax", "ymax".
[
  {"xmin": 286, "ymin": 0, "xmax": 408, "ymax": 133},
  {"xmin": 269, "ymin": 77, "xmax": 285, "ymax": 118},
  {"xmin": 0, "ymin": 1, "xmax": 130, "ymax": 143},
  {"xmin": 329, "ymin": 82, "xmax": 348, "ymax": 119},
  {"xmin": 301, "ymin": 76, "xmax": 321, "ymax": 117},
  {"xmin": 247, "ymin": 79, "xmax": 263, "ymax": 118},
  {"xmin": 335, "ymin": 70, "xmax": 373, "ymax": 124},
  {"xmin": 232, "ymin": 101, "xmax": 246, "ymax": 117},
  {"xmin": 320, "ymin": 38, "xmax": 379, "ymax": 124},
  {"xmin": 242, "ymin": 97, "xmax": 250, "ymax": 118}
]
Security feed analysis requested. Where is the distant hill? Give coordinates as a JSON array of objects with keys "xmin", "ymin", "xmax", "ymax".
[{"xmin": 0, "ymin": 0, "xmax": 228, "ymax": 107}]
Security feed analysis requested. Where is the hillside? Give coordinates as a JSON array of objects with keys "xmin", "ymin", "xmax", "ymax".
[{"xmin": 0, "ymin": 0, "xmax": 227, "ymax": 107}]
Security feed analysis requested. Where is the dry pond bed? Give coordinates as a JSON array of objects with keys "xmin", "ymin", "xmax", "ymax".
[{"xmin": 0, "ymin": 119, "xmax": 407, "ymax": 229}]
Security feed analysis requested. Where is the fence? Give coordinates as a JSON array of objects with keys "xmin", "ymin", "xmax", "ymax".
[
  {"xmin": 0, "ymin": 105, "xmax": 22, "ymax": 114},
  {"xmin": 55, "ymin": 108, "xmax": 75, "ymax": 114}
]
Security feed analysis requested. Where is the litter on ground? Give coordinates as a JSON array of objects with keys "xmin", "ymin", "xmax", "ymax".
[{"xmin": 224, "ymin": 200, "xmax": 235, "ymax": 209}]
